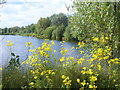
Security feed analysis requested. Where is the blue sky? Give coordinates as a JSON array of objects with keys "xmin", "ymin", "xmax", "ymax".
[{"xmin": 0, "ymin": 0, "xmax": 73, "ymax": 28}]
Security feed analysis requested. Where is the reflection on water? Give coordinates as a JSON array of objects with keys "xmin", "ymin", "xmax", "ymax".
[{"xmin": 0, "ymin": 35, "xmax": 81, "ymax": 67}]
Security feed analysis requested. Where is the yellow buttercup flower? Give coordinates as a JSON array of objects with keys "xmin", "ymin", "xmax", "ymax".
[
  {"xmin": 26, "ymin": 42, "xmax": 32, "ymax": 47},
  {"xmin": 54, "ymin": 50, "xmax": 56, "ymax": 52},
  {"xmin": 79, "ymin": 58, "xmax": 85, "ymax": 61},
  {"xmin": 64, "ymin": 80, "xmax": 72, "ymax": 86},
  {"xmin": 82, "ymin": 67, "xmax": 87, "ymax": 70},
  {"xmin": 77, "ymin": 79, "xmax": 80, "ymax": 83},
  {"xmin": 81, "ymin": 70, "xmax": 86, "ymax": 74},
  {"xmin": 0, "ymin": 68, "xmax": 2, "ymax": 70},
  {"xmin": 105, "ymin": 37, "xmax": 109, "ymax": 40},
  {"xmin": 7, "ymin": 40, "xmax": 11, "ymax": 43},
  {"xmin": 60, "ymin": 57, "xmax": 65, "ymax": 62},
  {"xmin": 89, "ymin": 76, "xmax": 97, "ymax": 82},
  {"xmin": 34, "ymin": 76, "xmax": 38, "ymax": 79},
  {"xmin": 69, "ymin": 57, "xmax": 74, "ymax": 61},
  {"xmin": 51, "ymin": 41, "xmax": 55, "ymax": 45},
  {"xmin": 93, "ymin": 37, "xmax": 99, "ymax": 41},
  {"xmin": 29, "ymin": 82, "xmax": 34, "ymax": 86},
  {"xmin": 89, "ymin": 84, "xmax": 97, "ymax": 88},
  {"xmin": 81, "ymin": 80, "xmax": 86, "ymax": 86},
  {"xmin": 6, "ymin": 42, "xmax": 14, "ymax": 46},
  {"xmin": 77, "ymin": 60, "xmax": 82, "ymax": 64},
  {"xmin": 87, "ymin": 69, "xmax": 93, "ymax": 75}
]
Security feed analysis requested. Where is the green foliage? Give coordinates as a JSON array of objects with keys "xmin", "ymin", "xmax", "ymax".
[
  {"xmin": 7, "ymin": 52, "xmax": 20, "ymax": 69},
  {"xmin": 2, "ymin": 52, "xmax": 28, "ymax": 89},
  {"xmin": 63, "ymin": 26, "xmax": 75, "ymax": 41},
  {"xmin": 50, "ymin": 13, "xmax": 68, "ymax": 27},
  {"xmin": 70, "ymin": 2, "xmax": 115, "ymax": 41},
  {"xmin": 51, "ymin": 29, "xmax": 56, "ymax": 40},
  {"xmin": 68, "ymin": 1, "xmax": 120, "ymax": 57},
  {"xmin": 56, "ymin": 24, "xmax": 65, "ymax": 40},
  {"xmin": 43, "ymin": 26, "xmax": 56, "ymax": 39},
  {"xmin": 51, "ymin": 24, "xmax": 65, "ymax": 40},
  {"xmin": 36, "ymin": 17, "xmax": 51, "ymax": 34},
  {"xmin": 2, "ymin": 68, "xmax": 28, "ymax": 88}
]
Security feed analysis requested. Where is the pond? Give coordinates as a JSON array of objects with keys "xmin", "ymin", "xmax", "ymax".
[{"xmin": 0, "ymin": 35, "xmax": 84, "ymax": 67}]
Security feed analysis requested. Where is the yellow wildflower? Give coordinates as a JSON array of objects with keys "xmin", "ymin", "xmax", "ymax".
[
  {"xmin": 77, "ymin": 79, "xmax": 80, "ymax": 83},
  {"xmin": 93, "ymin": 37, "xmax": 99, "ymax": 41},
  {"xmin": 82, "ymin": 67, "xmax": 87, "ymax": 70},
  {"xmin": 77, "ymin": 60, "xmax": 82, "ymax": 64},
  {"xmin": 61, "ymin": 75, "xmax": 66, "ymax": 79},
  {"xmin": 60, "ymin": 48, "xmax": 68, "ymax": 55},
  {"xmin": 52, "ymin": 72, "xmax": 55, "ymax": 75},
  {"xmin": 29, "ymin": 82, "xmax": 34, "ymax": 86},
  {"xmin": 44, "ymin": 47, "xmax": 51, "ymax": 51},
  {"xmin": 89, "ymin": 84, "xmax": 97, "ymax": 88},
  {"xmin": 90, "ymin": 64, "xmax": 94, "ymax": 67},
  {"xmin": 7, "ymin": 40, "xmax": 11, "ymax": 43},
  {"xmin": 0, "ymin": 68, "xmax": 2, "ymax": 70},
  {"xmin": 34, "ymin": 76, "xmax": 37, "ymax": 79},
  {"xmin": 26, "ymin": 42, "xmax": 32, "ymax": 47},
  {"xmin": 64, "ymin": 80, "xmax": 72, "ymax": 86},
  {"xmin": 51, "ymin": 41, "xmax": 55, "ymax": 45},
  {"xmin": 81, "ymin": 70, "xmax": 86, "ymax": 74},
  {"xmin": 103, "ymin": 56, "xmax": 109, "ymax": 59},
  {"xmin": 97, "ymin": 64, "xmax": 102, "ymax": 70},
  {"xmin": 54, "ymin": 50, "xmax": 56, "ymax": 52},
  {"xmin": 60, "ymin": 57, "xmax": 65, "ymax": 62},
  {"xmin": 79, "ymin": 50, "xmax": 84, "ymax": 54},
  {"xmin": 63, "ymin": 64, "xmax": 68, "ymax": 67},
  {"xmin": 79, "ymin": 58, "xmax": 85, "ymax": 61},
  {"xmin": 6, "ymin": 42, "xmax": 14, "ymax": 46},
  {"xmin": 87, "ymin": 69, "xmax": 93, "ymax": 75},
  {"xmin": 90, "ymin": 76, "xmax": 97, "ymax": 82},
  {"xmin": 69, "ymin": 57, "xmax": 74, "ymax": 61},
  {"xmin": 41, "ymin": 72, "xmax": 44, "ymax": 75},
  {"xmin": 105, "ymin": 37, "xmax": 109, "ymax": 40},
  {"xmin": 81, "ymin": 80, "xmax": 86, "ymax": 86}
]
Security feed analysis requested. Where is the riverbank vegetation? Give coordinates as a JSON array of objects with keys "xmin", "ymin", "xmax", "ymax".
[
  {"xmin": 1, "ymin": 0, "xmax": 120, "ymax": 89},
  {"xmin": 2, "ymin": 39, "xmax": 120, "ymax": 89}
]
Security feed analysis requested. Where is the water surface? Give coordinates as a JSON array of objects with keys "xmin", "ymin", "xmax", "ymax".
[{"xmin": 0, "ymin": 35, "xmax": 81, "ymax": 67}]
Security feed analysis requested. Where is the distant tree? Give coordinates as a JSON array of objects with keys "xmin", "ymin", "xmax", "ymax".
[
  {"xmin": 43, "ymin": 26, "xmax": 56, "ymax": 39},
  {"xmin": 63, "ymin": 26, "xmax": 74, "ymax": 41},
  {"xmin": 29, "ymin": 24, "xmax": 36, "ymax": 33},
  {"xmin": 4, "ymin": 27, "xmax": 8, "ymax": 33},
  {"xmin": 50, "ymin": 13, "xmax": 68, "ymax": 27},
  {"xmin": 19, "ymin": 26, "xmax": 25, "ymax": 33},
  {"xmin": 36, "ymin": 17, "xmax": 51, "ymax": 34},
  {"xmin": 0, "ymin": 28, "xmax": 3, "ymax": 34}
]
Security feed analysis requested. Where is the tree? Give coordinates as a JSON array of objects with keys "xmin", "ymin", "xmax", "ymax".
[
  {"xmin": 43, "ymin": 26, "xmax": 56, "ymax": 39},
  {"xmin": 70, "ymin": 2, "xmax": 114, "ymax": 40},
  {"xmin": 63, "ymin": 26, "xmax": 75, "ymax": 41},
  {"xmin": 52, "ymin": 24, "xmax": 65, "ymax": 40},
  {"xmin": 36, "ymin": 17, "xmax": 51, "ymax": 35},
  {"xmin": 69, "ymin": 1, "xmax": 120, "ymax": 57},
  {"xmin": 50, "ymin": 13, "xmax": 68, "ymax": 27}
]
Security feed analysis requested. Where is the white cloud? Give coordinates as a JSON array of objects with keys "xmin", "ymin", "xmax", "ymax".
[{"xmin": 0, "ymin": 0, "xmax": 72, "ymax": 28}]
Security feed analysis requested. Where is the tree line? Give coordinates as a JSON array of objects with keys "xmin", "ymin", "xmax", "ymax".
[{"xmin": 0, "ymin": 13, "xmax": 76, "ymax": 41}]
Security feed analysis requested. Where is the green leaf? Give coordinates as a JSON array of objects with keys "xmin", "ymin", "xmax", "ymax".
[{"xmin": 11, "ymin": 52, "xmax": 15, "ymax": 56}]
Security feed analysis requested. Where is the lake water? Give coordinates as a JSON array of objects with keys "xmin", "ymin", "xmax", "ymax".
[{"xmin": 0, "ymin": 35, "xmax": 84, "ymax": 67}]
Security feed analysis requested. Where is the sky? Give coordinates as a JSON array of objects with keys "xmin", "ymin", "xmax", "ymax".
[{"xmin": 0, "ymin": 0, "xmax": 73, "ymax": 28}]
